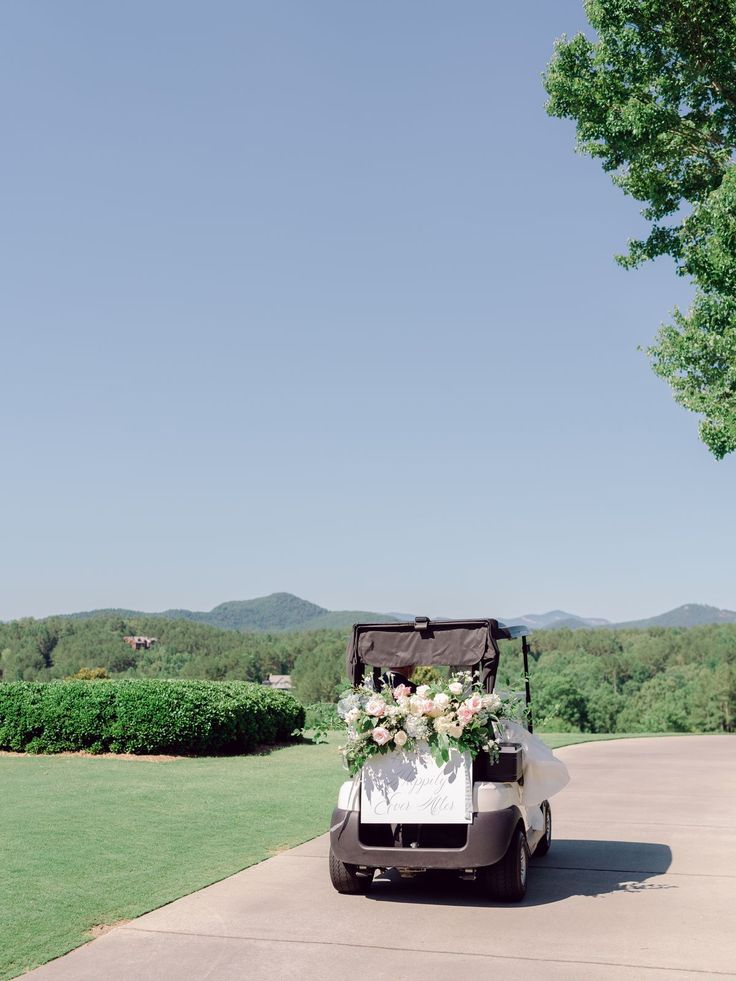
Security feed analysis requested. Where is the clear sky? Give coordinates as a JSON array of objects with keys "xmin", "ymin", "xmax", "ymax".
[{"xmin": 2, "ymin": 1, "xmax": 734, "ymax": 623}]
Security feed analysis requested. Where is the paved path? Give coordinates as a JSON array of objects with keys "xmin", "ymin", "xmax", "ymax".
[{"xmin": 23, "ymin": 736, "xmax": 736, "ymax": 980}]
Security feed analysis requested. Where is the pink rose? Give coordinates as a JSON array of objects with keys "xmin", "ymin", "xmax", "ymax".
[
  {"xmin": 457, "ymin": 705, "xmax": 474, "ymax": 726},
  {"xmin": 464, "ymin": 694, "xmax": 483, "ymax": 714},
  {"xmin": 372, "ymin": 726, "xmax": 391, "ymax": 745},
  {"xmin": 420, "ymin": 699, "xmax": 435, "ymax": 716},
  {"xmin": 393, "ymin": 684, "xmax": 412, "ymax": 699}
]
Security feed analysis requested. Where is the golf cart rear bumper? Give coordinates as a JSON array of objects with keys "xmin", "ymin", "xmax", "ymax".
[{"xmin": 330, "ymin": 806, "xmax": 521, "ymax": 870}]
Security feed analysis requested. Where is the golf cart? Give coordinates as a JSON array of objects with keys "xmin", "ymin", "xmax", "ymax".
[{"xmin": 329, "ymin": 617, "xmax": 561, "ymax": 902}]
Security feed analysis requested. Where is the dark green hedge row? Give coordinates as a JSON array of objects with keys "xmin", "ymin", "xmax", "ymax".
[{"xmin": 0, "ymin": 680, "xmax": 305, "ymax": 755}]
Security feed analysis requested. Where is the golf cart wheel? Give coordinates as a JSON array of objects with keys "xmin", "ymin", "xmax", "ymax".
[
  {"xmin": 480, "ymin": 825, "xmax": 528, "ymax": 902},
  {"xmin": 534, "ymin": 801, "xmax": 552, "ymax": 857},
  {"xmin": 329, "ymin": 847, "xmax": 373, "ymax": 895}
]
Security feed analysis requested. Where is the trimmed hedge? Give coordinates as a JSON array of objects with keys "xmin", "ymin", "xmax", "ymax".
[{"xmin": 0, "ymin": 680, "xmax": 305, "ymax": 755}]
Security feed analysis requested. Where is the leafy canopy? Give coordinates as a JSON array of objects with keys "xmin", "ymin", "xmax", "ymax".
[{"xmin": 545, "ymin": 0, "xmax": 736, "ymax": 457}]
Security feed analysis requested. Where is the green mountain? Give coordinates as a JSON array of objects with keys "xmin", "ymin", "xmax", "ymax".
[
  {"xmin": 64, "ymin": 593, "xmax": 397, "ymax": 633},
  {"xmin": 193, "ymin": 594, "xmax": 326, "ymax": 631},
  {"xmin": 612, "ymin": 603, "xmax": 736, "ymax": 630},
  {"xmin": 510, "ymin": 605, "xmax": 736, "ymax": 631},
  {"xmin": 50, "ymin": 595, "xmax": 736, "ymax": 633}
]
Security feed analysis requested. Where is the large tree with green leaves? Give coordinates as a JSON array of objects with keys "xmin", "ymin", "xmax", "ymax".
[{"xmin": 544, "ymin": 0, "xmax": 736, "ymax": 458}]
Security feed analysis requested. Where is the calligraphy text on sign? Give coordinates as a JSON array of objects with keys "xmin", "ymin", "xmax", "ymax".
[{"xmin": 361, "ymin": 747, "xmax": 472, "ymax": 824}]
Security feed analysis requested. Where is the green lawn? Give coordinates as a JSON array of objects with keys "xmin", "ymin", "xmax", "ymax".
[
  {"xmin": 0, "ymin": 730, "xmax": 701, "ymax": 979},
  {"xmin": 0, "ymin": 739, "xmax": 347, "ymax": 980}
]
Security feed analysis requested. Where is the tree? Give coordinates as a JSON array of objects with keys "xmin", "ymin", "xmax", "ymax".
[
  {"xmin": 616, "ymin": 666, "xmax": 697, "ymax": 731},
  {"xmin": 545, "ymin": 0, "xmax": 736, "ymax": 457},
  {"xmin": 533, "ymin": 672, "xmax": 590, "ymax": 731},
  {"xmin": 291, "ymin": 647, "xmax": 345, "ymax": 704}
]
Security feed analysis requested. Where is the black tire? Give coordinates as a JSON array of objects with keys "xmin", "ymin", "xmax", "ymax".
[
  {"xmin": 329, "ymin": 848, "xmax": 372, "ymax": 894},
  {"xmin": 479, "ymin": 825, "xmax": 528, "ymax": 902},
  {"xmin": 534, "ymin": 801, "xmax": 552, "ymax": 857}
]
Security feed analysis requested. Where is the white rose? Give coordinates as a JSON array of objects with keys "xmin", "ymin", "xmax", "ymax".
[
  {"xmin": 365, "ymin": 696, "xmax": 387, "ymax": 718},
  {"xmin": 447, "ymin": 723, "xmax": 463, "ymax": 738},
  {"xmin": 433, "ymin": 693, "xmax": 450, "ymax": 709},
  {"xmin": 393, "ymin": 730, "xmax": 408, "ymax": 748},
  {"xmin": 408, "ymin": 696, "xmax": 425, "ymax": 716},
  {"xmin": 416, "ymin": 685, "xmax": 430, "ymax": 697},
  {"xmin": 344, "ymin": 708, "xmax": 360, "ymax": 724},
  {"xmin": 448, "ymin": 682, "xmax": 463, "ymax": 695}
]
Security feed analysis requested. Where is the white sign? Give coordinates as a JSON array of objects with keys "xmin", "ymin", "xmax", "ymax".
[{"xmin": 360, "ymin": 746, "xmax": 472, "ymax": 824}]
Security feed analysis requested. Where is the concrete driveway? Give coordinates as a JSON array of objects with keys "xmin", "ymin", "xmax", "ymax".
[{"xmin": 22, "ymin": 736, "xmax": 736, "ymax": 980}]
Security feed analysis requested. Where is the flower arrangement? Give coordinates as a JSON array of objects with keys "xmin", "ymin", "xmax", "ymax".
[{"xmin": 337, "ymin": 671, "xmax": 520, "ymax": 775}]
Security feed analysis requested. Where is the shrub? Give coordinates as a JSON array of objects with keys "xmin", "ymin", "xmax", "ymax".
[
  {"xmin": 535, "ymin": 715, "xmax": 581, "ymax": 734},
  {"xmin": 303, "ymin": 701, "xmax": 342, "ymax": 730},
  {"xmin": 0, "ymin": 680, "xmax": 304, "ymax": 755},
  {"xmin": 65, "ymin": 667, "xmax": 110, "ymax": 680}
]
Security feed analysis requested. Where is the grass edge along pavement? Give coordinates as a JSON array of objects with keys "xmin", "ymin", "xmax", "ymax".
[
  {"xmin": 0, "ymin": 730, "xmax": 713, "ymax": 981},
  {"xmin": 0, "ymin": 735, "xmax": 344, "ymax": 981}
]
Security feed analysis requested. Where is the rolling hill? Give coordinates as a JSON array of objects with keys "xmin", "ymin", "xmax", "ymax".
[
  {"xmin": 508, "ymin": 610, "xmax": 611, "ymax": 630},
  {"xmin": 53, "ymin": 594, "xmax": 736, "ymax": 633},
  {"xmin": 612, "ymin": 603, "xmax": 736, "ymax": 630},
  {"xmin": 65, "ymin": 593, "xmax": 398, "ymax": 632}
]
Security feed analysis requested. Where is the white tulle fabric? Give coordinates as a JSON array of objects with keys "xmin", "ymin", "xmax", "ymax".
[{"xmin": 499, "ymin": 719, "xmax": 570, "ymax": 808}]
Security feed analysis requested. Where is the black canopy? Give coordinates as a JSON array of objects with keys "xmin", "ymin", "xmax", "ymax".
[{"xmin": 346, "ymin": 617, "xmax": 526, "ymax": 690}]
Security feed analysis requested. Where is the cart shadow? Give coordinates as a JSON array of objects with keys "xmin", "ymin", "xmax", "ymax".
[{"xmin": 365, "ymin": 839, "xmax": 674, "ymax": 908}]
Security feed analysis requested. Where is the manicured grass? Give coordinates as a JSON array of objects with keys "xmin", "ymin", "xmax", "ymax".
[
  {"xmin": 0, "ymin": 738, "xmax": 346, "ymax": 980},
  {"xmin": 0, "ymin": 729, "xmax": 706, "ymax": 979}
]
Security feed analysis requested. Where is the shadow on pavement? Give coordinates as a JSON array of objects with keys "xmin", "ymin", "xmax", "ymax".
[{"xmin": 365, "ymin": 840, "xmax": 673, "ymax": 908}]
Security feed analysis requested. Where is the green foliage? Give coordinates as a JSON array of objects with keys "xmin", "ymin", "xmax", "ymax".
[
  {"xmin": 545, "ymin": 0, "xmax": 736, "ymax": 456},
  {"xmin": 297, "ymin": 701, "xmax": 344, "ymax": 743},
  {"xmin": 617, "ymin": 668, "xmax": 695, "ymax": 731},
  {"xmin": 1, "ymin": 615, "xmax": 735, "ymax": 737},
  {"xmin": 649, "ymin": 280, "xmax": 736, "ymax": 460},
  {"xmin": 496, "ymin": 625, "xmax": 736, "ymax": 734},
  {"xmin": 534, "ymin": 672, "xmax": 590, "ymax": 732},
  {"xmin": 0, "ymin": 680, "xmax": 304, "ymax": 755},
  {"xmin": 545, "ymin": 0, "xmax": 736, "ymax": 266},
  {"xmin": 411, "ymin": 665, "xmax": 447, "ymax": 686},
  {"xmin": 0, "ymin": 615, "xmax": 342, "ymax": 685},
  {"xmin": 65, "ymin": 667, "xmax": 110, "ymax": 680},
  {"xmin": 290, "ymin": 642, "xmax": 346, "ymax": 703},
  {"xmin": 303, "ymin": 701, "xmax": 343, "ymax": 730}
]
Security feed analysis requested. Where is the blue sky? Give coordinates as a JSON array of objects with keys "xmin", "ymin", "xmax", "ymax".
[{"xmin": 2, "ymin": 1, "xmax": 733, "ymax": 623}]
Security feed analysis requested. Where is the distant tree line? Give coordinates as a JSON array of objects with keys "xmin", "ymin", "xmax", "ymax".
[
  {"xmin": 0, "ymin": 616, "xmax": 342, "ymax": 686},
  {"xmin": 498, "ymin": 625, "xmax": 735, "ymax": 734},
  {"xmin": 1, "ymin": 616, "xmax": 733, "ymax": 733}
]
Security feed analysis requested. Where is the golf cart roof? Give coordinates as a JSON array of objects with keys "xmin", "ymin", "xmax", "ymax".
[
  {"xmin": 346, "ymin": 617, "xmax": 531, "ymax": 679},
  {"xmin": 496, "ymin": 622, "xmax": 532, "ymax": 640}
]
